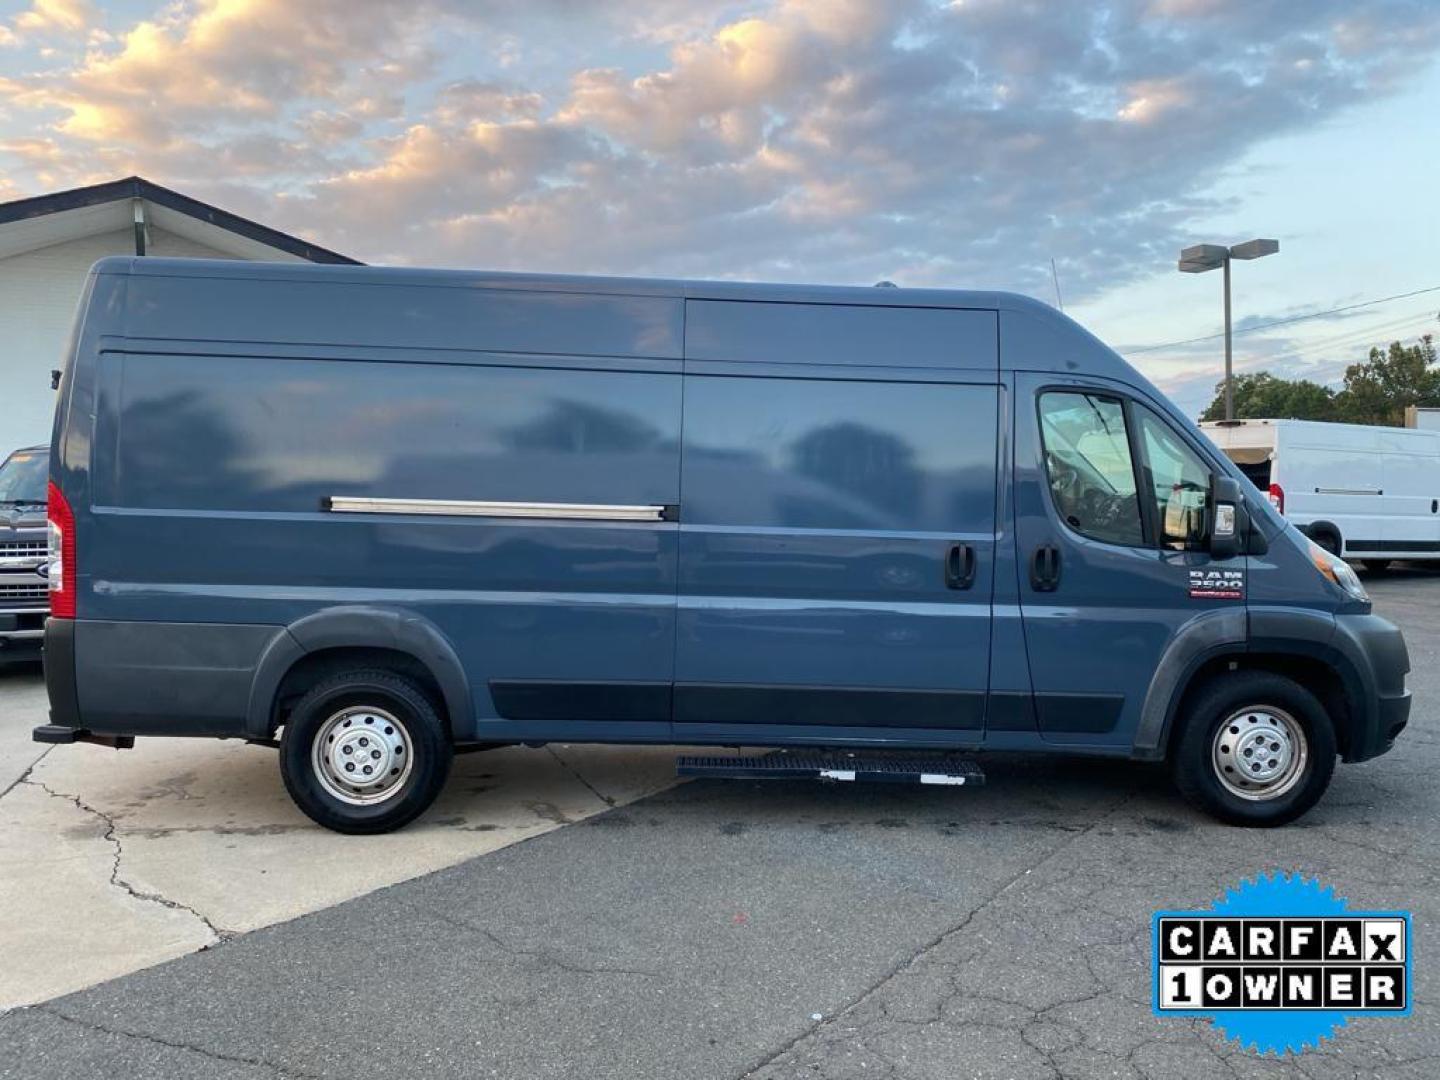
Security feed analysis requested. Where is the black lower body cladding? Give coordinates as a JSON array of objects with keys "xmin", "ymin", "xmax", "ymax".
[{"xmin": 49, "ymin": 619, "xmax": 282, "ymax": 737}]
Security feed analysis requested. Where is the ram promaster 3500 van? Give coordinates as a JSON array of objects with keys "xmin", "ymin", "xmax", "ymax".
[{"xmin": 36, "ymin": 258, "xmax": 1411, "ymax": 832}]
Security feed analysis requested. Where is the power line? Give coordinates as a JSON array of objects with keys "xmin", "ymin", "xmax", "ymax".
[
  {"xmin": 1121, "ymin": 284, "xmax": 1440, "ymax": 355},
  {"xmin": 1180, "ymin": 311, "xmax": 1438, "ymax": 391},
  {"xmin": 1144, "ymin": 310, "xmax": 1436, "ymax": 384},
  {"xmin": 1247, "ymin": 325, "xmax": 1436, "ymax": 383},
  {"xmin": 1262, "ymin": 311, "xmax": 1437, "ymax": 366}
]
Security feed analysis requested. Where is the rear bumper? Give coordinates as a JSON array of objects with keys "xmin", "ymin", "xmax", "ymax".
[
  {"xmin": 32, "ymin": 724, "xmax": 134, "ymax": 748},
  {"xmin": 36, "ymin": 617, "xmax": 283, "ymax": 743},
  {"xmin": 42, "ymin": 617, "xmax": 80, "ymax": 729}
]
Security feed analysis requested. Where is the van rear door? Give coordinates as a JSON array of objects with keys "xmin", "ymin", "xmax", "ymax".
[
  {"xmin": 1378, "ymin": 430, "xmax": 1440, "ymax": 558},
  {"xmin": 1013, "ymin": 374, "xmax": 1247, "ymax": 750}
]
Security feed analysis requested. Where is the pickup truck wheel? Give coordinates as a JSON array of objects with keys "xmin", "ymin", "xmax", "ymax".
[
  {"xmin": 279, "ymin": 670, "xmax": 453, "ymax": 834},
  {"xmin": 1171, "ymin": 671, "xmax": 1336, "ymax": 827}
]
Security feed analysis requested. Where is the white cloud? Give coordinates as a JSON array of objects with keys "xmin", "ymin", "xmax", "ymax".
[
  {"xmin": 13, "ymin": 0, "xmax": 95, "ymax": 35},
  {"xmin": 0, "ymin": 0, "xmax": 1437, "ymax": 302}
]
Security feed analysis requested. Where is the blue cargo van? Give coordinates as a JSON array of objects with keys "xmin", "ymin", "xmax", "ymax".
[{"xmin": 36, "ymin": 257, "xmax": 1409, "ymax": 832}]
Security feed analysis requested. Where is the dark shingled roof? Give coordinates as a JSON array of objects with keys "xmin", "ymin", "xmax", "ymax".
[{"xmin": 0, "ymin": 175, "xmax": 359, "ymax": 265}]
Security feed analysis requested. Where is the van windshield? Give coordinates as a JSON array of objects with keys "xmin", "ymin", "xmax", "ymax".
[{"xmin": 0, "ymin": 449, "xmax": 48, "ymax": 506}]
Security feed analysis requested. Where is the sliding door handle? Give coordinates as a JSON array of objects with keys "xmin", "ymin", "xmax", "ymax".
[{"xmin": 945, "ymin": 542, "xmax": 976, "ymax": 590}]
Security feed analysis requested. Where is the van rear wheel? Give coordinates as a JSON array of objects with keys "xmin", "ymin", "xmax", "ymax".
[
  {"xmin": 279, "ymin": 669, "xmax": 452, "ymax": 834},
  {"xmin": 1171, "ymin": 671, "xmax": 1335, "ymax": 827}
]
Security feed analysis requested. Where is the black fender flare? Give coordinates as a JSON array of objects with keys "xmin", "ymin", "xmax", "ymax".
[
  {"xmin": 1133, "ymin": 608, "xmax": 1246, "ymax": 759},
  {"xmin": 1247, "ymin": 607, "xmax": 1393, "ymax": 762},
  {"xmin": 245, "ymin": 606, "xmax": 473, "ymax": 740},
  {"xmin": 1135, "ymin": 605, "xmax": 1387, "ymax": 763}
]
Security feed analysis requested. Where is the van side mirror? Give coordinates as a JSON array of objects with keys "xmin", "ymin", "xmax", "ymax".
[{"xmin": 1208, "ymin": 475, "xmax": 1244, "ymax": 560}]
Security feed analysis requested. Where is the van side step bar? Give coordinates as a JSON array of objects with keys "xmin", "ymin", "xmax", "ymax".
[{"xmin": 676, "ymin": 751, "xmax": 984, "ymax": 787}]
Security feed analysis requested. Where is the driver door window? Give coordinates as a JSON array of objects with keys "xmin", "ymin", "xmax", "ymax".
[{"xmin": 1037, "ymin": 392, "xmax": 1144, "ymax": 546}]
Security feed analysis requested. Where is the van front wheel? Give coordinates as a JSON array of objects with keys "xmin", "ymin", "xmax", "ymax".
[
  {"xmin": 279, "ymin": 670, "xmax": 453, "ymax": 834},
  {"xmin": 1171, "ymin": 671, "xmax": 1335, "ymax": 827}
]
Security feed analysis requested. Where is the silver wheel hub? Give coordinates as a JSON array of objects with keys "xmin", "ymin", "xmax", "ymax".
[
  {"xmin": 1212, "ymin": 706, "xmax": 1307, "ymax": 801},
  {"xmin": 312, "ymin": 706, "xmax": 413, "ymax": 806}
]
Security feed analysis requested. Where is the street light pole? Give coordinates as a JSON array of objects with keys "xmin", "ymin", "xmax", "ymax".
[
  {"xmin": 1223, "ymin": 254, "xmax": 1233, "ymax": 421},
  {"xmin": 1178, "ymin": 238, "xmax": 1278, "ymax": 423}
]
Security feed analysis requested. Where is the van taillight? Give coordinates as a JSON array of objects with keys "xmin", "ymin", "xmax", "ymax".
[
  {"xmin": 47, "ymin": 480, "xmax": 76, "ymax": 619},
  {"xmin": 1268, "ymin": 483, "xmax": 1285, "ymax": 515}
]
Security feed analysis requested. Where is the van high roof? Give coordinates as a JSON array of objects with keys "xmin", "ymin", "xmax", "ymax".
[{"xmin": 92, "ymin": 254, "xmax": 1066, "ymax": 316}]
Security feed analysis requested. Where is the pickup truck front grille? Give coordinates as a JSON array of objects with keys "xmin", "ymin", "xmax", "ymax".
[
  {"xmin": 0, "ymin": 583, "xmax": 48, "ymax": 601},
  {"xmin": 0, "ymin": 541, "xmax": 47, "ymax": 560}
]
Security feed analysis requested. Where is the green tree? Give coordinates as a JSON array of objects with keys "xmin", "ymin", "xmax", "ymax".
[
  {"xmin": 1332, "ymin": 335, "xmax": 1440, "ymax": 426},
  {"xmin": 1199, "ymin": 371, "xmax": 1336, "ymax": 422}
]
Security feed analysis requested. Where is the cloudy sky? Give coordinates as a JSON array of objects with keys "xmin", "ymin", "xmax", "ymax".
[{"xmin": 2, "ymin": 0, "xmax": 1438, "ymax": 414}]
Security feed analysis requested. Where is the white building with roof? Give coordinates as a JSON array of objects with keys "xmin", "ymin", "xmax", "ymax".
[{"xmin": 0, "ymin": 176, "xmax": 356, "ymax": 452}]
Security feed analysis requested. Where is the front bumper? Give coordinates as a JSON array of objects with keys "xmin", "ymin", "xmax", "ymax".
[
  {"xmin": 0, "ymin": 606, "xmax": 45, "ymax": 664},
  {"xmin": 1371, "ymin": 689, "xmax": 1412, "ymax": 758},
  {"xmin": 1335, "ymin": 612, "xmax": 1411, "ymax": 762}
]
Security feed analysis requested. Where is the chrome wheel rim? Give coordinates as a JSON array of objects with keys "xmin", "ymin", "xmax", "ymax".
[
  {"xmin": 312, "ymin": 706, "xmax": 413, "ymax": 806},
  {"xmin": 1212, "ymin": 706, "xmax": 1307, "ymax": 801}
]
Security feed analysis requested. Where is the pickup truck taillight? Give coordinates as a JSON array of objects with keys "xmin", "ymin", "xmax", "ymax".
[
  {"xmin": 47, "ymin": 480, "xmax": 75, "ymax": 619},
  {"xmin": 1268, "ymin": 483, "xmax": 1285, "ymax": 515}
]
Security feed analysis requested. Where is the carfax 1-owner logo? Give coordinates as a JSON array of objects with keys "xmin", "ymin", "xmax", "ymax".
[{"xmin": 1153, "ymin": 873, "xmax": 1412, "ymax": 1054}]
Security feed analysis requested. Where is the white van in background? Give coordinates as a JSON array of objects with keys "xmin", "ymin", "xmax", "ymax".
[{"xmin": 1201, "ymin": 418, "xmax": 1440, "ymax": 567}]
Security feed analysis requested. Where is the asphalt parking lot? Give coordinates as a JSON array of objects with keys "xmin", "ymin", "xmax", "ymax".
[{"xmin": 1, "ymin": 567, "xmax": 1437, "ymax": 1079}]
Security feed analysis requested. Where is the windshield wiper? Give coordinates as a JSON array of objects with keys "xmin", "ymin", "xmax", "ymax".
[{"xmin": 0, "ymin": 499, "xmax": 46, "ymax": 508}]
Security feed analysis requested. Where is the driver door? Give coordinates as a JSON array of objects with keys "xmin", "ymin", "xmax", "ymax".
[{"xmin": 1013, "ymin": 374, "xmax": 1244, "ymax": 750}]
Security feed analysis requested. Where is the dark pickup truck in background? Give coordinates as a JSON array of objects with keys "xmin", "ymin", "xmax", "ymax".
[{"xmin": 0, "ymin": 445, "xmax": 48, "ymax": 664}]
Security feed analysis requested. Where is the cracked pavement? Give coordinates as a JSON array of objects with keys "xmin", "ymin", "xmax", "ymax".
[
  {"xmin": 24, "ymin": 774, "xmax": 229, "ymax": 943},
  {"xmin": 1, "ymin": 568, "xmax": 1437, "ymax": 1078},
  {"xmin": 0, "ymin": 678, "xmax": 682, "ymax": 1009}
]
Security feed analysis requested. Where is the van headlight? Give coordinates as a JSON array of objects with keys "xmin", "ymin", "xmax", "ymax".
[{"xmin": 1308, "ymin": 540, "xmax": 1368, "ymax": 602}]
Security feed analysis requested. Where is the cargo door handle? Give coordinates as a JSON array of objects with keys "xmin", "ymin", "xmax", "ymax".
[
  {"xmin": 1432, "ymin": 499, "xmax": 1438, "ymax": 514},
  {"xmin": 945, "ymin": 543, "xmax": 976, "ymax": 590},
  {"xmin": 1029, "ymin": 544, "xmax": 1061, "ymax": 592}
]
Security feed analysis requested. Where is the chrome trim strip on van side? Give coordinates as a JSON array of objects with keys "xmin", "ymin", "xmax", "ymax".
[
  {"xmin": 325, "ymin": 496, "xmax": 672, "ymax": 522},
  {"xmin": 1315, "ymin": 487, "xmax": 1383, "ymax": 496}
]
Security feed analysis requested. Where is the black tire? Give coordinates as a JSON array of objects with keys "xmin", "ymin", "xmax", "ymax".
[
  {"xmin": 279, "ymin": 669, "xmax": 453, "ymax": 834},
  {"xmin": 1171, "ymin": 671, "xmax": 1336, "ymax": 827},
  {"xmin": 1312, "ymin": 529, "xmax": 1341, "ymax": 557},
  {"xmin": 1362, "ymin": 559, "xmax": 1392, "ymax": 573}
]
